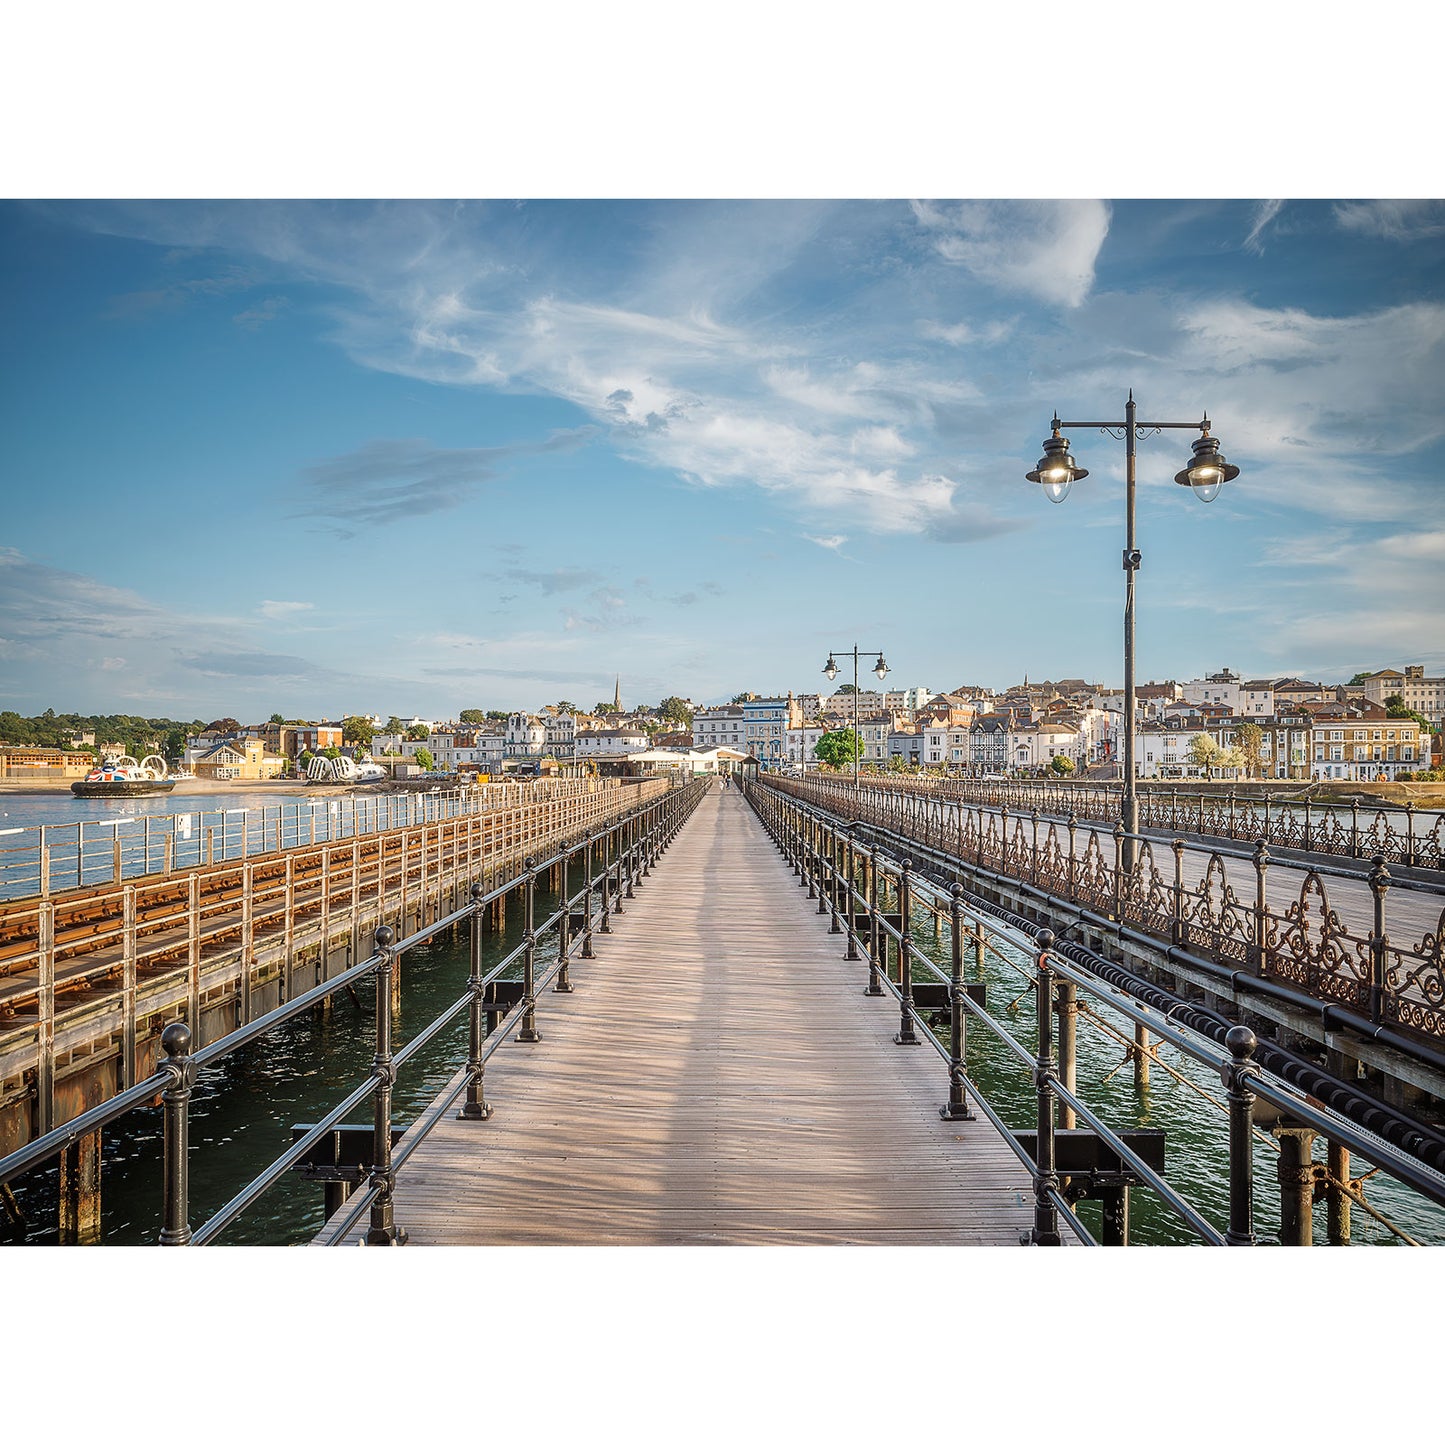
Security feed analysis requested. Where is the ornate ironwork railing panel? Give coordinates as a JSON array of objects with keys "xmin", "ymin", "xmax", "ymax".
[
  {"xmin": 795, "ymin": 772, "xmax": 1443, "ymax": 872},
  {"xmin": 777, "ymin": 774, "xmax": 1445, "ymax": 1045}
]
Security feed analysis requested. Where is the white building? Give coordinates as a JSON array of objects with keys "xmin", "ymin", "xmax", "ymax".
[
  {"xmin": 576, "ymin": 726, "xmax": 650, "ymax": 759},
  {"xmin": 1181, "ymin": 669, "xmax": 1243, "ymax": 713},
  {"xmin": 785, "ymin": 725, "xmax": 826, "ymax": 767},
  {"xmin": 1135, "ymin": 725, "xmax": 1209, "ymax": 779},
  {"xmin": 693, "ymin": 706, "xmax": 746, "ymax": 752}
]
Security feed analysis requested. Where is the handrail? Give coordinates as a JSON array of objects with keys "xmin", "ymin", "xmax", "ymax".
[
  {"xmin": 807, "ymin": 772, "xmax": 1444, "ymax": 873},
  {"xmin": 0, "ymin": 777, "xmax": 709, "ymax": 1242},
  {"xmin": 743, "ymin": 774, "xmax": 1445, "ymax": 1245}
]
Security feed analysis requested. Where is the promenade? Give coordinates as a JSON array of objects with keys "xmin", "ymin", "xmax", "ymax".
[{"xmin": 317, "ymin": 786, "xmax": 1037, "ymax": 1245}]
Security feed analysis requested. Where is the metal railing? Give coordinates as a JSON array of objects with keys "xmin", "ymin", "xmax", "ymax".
[
  {"xmin": 0, "ymin": 778, "xmax": 708, "ymax": 1244},
  {"xmin": 743, "ymin": 778, "xmax": 1445, "ymax": 1245},
  {"xmin": 773, "ymin": 775, "xmax": 1445, "ymax": 1049},
  {"xmin": 822, "ymin": 773, "xmax": 1444, "ymax": 872},
  {"xmin": 0, "ymin": 776, "xmax": 640, "ymax": 900}
]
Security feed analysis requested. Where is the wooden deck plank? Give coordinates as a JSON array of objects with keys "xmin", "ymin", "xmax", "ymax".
[{"xmin": 316, "ymin": 787, "xmax": 1039, "ymax": 1246}]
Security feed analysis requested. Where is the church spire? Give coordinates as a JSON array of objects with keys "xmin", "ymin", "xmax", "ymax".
[{"xmin": 614, "ymin": 675, "xmax": 622, "ymax": 713}]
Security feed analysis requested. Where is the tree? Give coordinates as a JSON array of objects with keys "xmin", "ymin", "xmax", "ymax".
[
  {"xmin": 405, "ymin": 723, "xmax": 430, "ymax": 741},
  {"xmin": 297, "ymin": 749, "xmax": 315, "ymax": 771},
  {"xmin": 343, "ymin": 716, "xmax": 375, "ymax": 747},
  {"xmin": 834, "ymin": 683, "xmax": 860, "ymax": 695},
  {"xmin": 1385, "ymin": 695, "xmax": 1433, "ymax": 730},
  {"xmin": 593, "ymin": 701, "xmax": 619, "ymax": 715},
  {"xmin": 413, "ymin": 746, "xmax": 435, "ymax": 772},
  {"xmin": 459, "ymin": 709, "xmax": 486, "ymax": 726},
  {"xmin": 1348, "ymin": 672, "xmax": 1373, "ymax": 686},
  {"xmin": 1050, "ymin": 755, "xmax": 1075, "ymax": 776},
  {"xmin": 657, "ymin": 695, "xmax": 694, "ymax": 726},
  {"xmin": 1188, "ymin": 734, "xmax": 1225, "ymax": 778},
  {"xmin": 550, "ymin": 700, "xmax": 579, "ymax": 715},
  {"xmin": 385, "ymin": 716, "xmax": 406, "ymax": 734},
  {"xmin": 269, "ymin": 713, "xmax": 285, "ymax": 725},
  {"xmin": 163, "ymin": 727, "xmax": 187, "ymax": 762},
  {"xmin": 485, "ymin": 710, "xmax": 508, "ymax": 721},
  {"xmin": 319, "ymin": 746, "xmax": 343, "ymax": 760},
  {"xmin": 731, "ymin": 691, "xmax": 758, "ymax": 704},
  {"xmin": 206, "ymin": 717, "xmax": 240, "ymax": 735},
  {"xmin": 1234, "ymin": 722, "xmax": 1264, "ymax": 777},
  {"xmin": 814, "ymin": 728, "xmax": 861, "ymax": 769}
]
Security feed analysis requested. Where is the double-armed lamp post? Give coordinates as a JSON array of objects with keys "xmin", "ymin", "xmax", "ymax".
[
  {"xmin": 823, "ymin": 647, "xmax": 889, "ymax": 794},
  {"xmin": 1026, "ymin": 392, "xmax": 1239, "ymax": 857}
]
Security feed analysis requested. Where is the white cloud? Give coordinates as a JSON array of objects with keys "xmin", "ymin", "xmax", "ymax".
[
  {"xmin": 805, "ymin": 534, "xmax": 847, "ymax": 550},
  {"xmin": 1333, "ymin": 200, "xmax": 1445, "ymax": 241},
  {"xmin": 909, "ymin": 200, "xmax": 1111, "ymax": 308},
  {"xmin": 259, "ymin": 599, "xmax": 314, "ymax": 620}
]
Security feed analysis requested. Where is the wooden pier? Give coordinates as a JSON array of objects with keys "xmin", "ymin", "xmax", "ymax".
[{"xmin": 316, "ymin": 787, "xmax": 1037, "ymax": 1245}]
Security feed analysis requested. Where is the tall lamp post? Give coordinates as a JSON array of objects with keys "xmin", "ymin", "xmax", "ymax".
[
  {"xmin": 822, "ymin": 647, "xmax": 890, "ymax": 794},
  {"xmin": 1026, "ymin": 391, "xmax": 1239, "ymax": 860}
]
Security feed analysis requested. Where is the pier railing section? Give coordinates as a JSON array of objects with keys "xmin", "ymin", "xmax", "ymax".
[
  {"xmin": 745, "ymin": 779, "xmax": 1445, "ymax": 1245},
  {"xmin": 831, "ymin": 774, "xmax": 1443, "ymax": 872},
  {"xmin": 0, "ymin": 777, "xmax": 633, "ymax": 900},
  {"xmin": 783, "ymin": 775, "xmax": 1445, "ymax": 1048},
  {"xmin": 0, "ymin": 778, "xmax": 708, "ymax": 1244},
  {"xmin": 0, "ymin": 776, "xmax": 669, "ymax": 1153}
]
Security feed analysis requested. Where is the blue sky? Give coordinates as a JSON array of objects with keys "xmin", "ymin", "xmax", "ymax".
[{"xmin": 3, "ymin": 196, "xmax": 1442, "ymax": 721}]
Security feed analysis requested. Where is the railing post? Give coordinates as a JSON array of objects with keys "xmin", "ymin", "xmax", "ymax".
[
  {"xmin": 1030, "ymin": 929, "xmax": 1061, "ymax": 1245},
  {"xmin": 158, "ymin": 1021, "xmax": 196, "ymax": 1246},
  {"xmin": 864, "ymin": 844, "xmax": 883, "ymax": 996},
  {"xmin": 1055, "ymin": 976, "xmax": 1077, "ymax": 1132},
  {"xmin": 582, "ymin": 833, "xmax": 597, "ymax": 954},
  {"xmin": 364, "ymin": 925, "xmax": 406, "ymax": 1244},
  {"xmin": 555, "ymin": 844, "xmax": 574, "ymax": 992},
  {"xmin": 895, "ymin": 858, "xmax": 920, "ymax": 1045},
  {"xmin": 1221, "ymin": 1025, "xmax": 1258, "ymax": 1245},
  {"xmin": 843, "ymin": 824, "xmax": 860, "ymax": 962},
  {"xmin": 624, "ymin": 813, "xmax": 636, "ymax": 898},
  {"xmin": 458, "ymin": 883, "xmax": 494, "ymax": 1121},
  {"xmin": 518, "ymin": 858, "xmax": 542, "ymax": 1042},
  {"xmin": 940, "ymin": 883, "xmax": 974, "ymax": 1120},
  {"xmin": 1253, "ymin": 840, "xmax": 1270, "ymax": 976},
  {"xmin": 611, "ymin": 823, "xmax": 626, "ymax": 916},
  {"xmin": 1368, "ymin": 854, "xmax": 1390, "ymax": 1026}
]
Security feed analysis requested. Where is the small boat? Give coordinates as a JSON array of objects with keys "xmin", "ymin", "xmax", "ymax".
[{"xmin": 72, "ymin": 755, "xmax": 178, "ymax": 797}]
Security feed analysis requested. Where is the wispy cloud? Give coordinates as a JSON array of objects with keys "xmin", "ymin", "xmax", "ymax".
[
  {"xmin": 1333, "ymin": 200, "xmax": 1445, "ymax": 241},
  {"xmin": 233, "ymin": 295, "xmax": 289, "ymax": 329},
  {"xmin": 258, "ymin": 599, "xmax": 313, "ymax": 620},
  {"xmin": 295, "ymin": 429, "xmax": 593, "ymax": 528},
  {"xmin": 1243, "ymin": 199, "xmax": 1285, "ymax": 253},
  {"xmin": 805, "ymin": 534, "xmax": 847, "ymax": 551}
]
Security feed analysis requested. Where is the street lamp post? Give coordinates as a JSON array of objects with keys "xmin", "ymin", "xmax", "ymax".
[
  {"xmin": 1026, "ymin": 391, "xmax": 1239, "ymax": 863},
  {"xmin": 822, "ymin": 647, "xmax": 890, "ymax": 794}
]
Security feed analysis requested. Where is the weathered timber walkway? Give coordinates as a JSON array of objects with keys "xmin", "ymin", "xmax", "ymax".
[{"xmin": 316, "ymin": 786, "xmax": 1037, "ymax": 1245}]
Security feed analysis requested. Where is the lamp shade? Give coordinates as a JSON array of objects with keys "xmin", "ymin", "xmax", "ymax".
[
  {"xmin": 1026, "ymin": 432, "xmax": 1088, "ymax": 503},
  {"xmin": 874, "ymin": 656, "xmax": 889, "ymax": 680},
  {"xmin": 823, "ymin": 655, "xmax": 838, "ymax": 680},
  {"xmin": 1174, "ymin": 432, "xmax": 1239, "ymax": 502}
]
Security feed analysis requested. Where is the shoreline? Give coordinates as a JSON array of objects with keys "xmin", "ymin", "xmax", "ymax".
[{"xmin": 0, "ymin": 778, "xmax": 312, "ymax": 798}]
